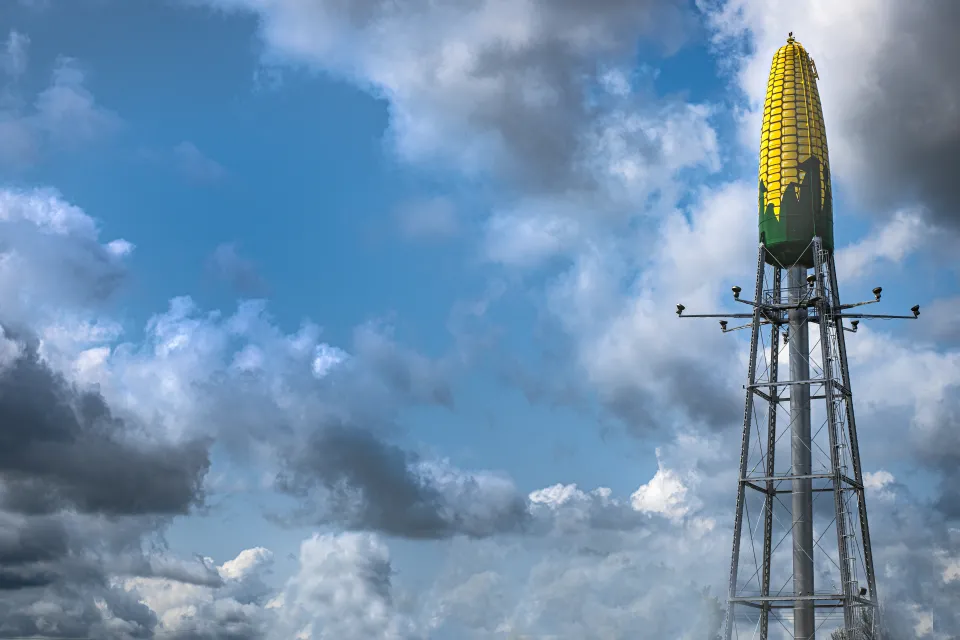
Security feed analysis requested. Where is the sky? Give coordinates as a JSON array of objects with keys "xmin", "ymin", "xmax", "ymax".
[{"xmin": 0, "ymin": 0, "xmax": 959, "ymax": 638}]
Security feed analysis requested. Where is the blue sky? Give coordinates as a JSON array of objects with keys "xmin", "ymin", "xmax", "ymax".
[
  {"xmin": 2, "ymin": 1, "xmax": 687, "ymax": 502},
  {"xmin": 1, "ymin": 0, "xmax": 959, "ymax": 638}
]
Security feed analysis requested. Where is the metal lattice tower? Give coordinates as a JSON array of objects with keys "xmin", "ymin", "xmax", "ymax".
[{"xmin": 676, "ymin": 34, "xmax": 920, "ymax": 640}]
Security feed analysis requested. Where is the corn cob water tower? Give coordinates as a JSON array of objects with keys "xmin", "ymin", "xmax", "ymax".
[{"xmin": 677, "ymin": 34, "xmax": 920, "ymax": 639}]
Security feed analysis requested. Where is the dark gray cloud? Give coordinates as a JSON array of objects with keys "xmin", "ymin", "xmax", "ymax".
[
  {"xmin": 0, "ymin": 334, "xmax": 210, "ymax": 517},
  {"xmin": 0, "ymin": 582, "xmax": 157, "ymax": 639},
  {"xmin": 496, "ymin": 332, "xmax": 592, "ymax": 412},
  {"xmin": 923, "ymin": 392, "xmax": 960, "ymax": 522},
  {"xmin": 347, "ymin": 323, "xmax": 456, "ymax": 410},
  {"xmin": 0, "ymin": 510, "xmax": 164, "ymax": 637},
  {"xmin": 279, "ymin": 424, "xmax": 449, "ymax": 537},
  {"xmin": 901, "ymin": 378, "xmax": 960, "ymax": 522},
  {"xmin": 494, "ymin": 304, "xmax": 741, "ymax": 435},
  {"xmin": 922, "ymin": 296, "xmax": 960, "ymax": 346},
  {"xmin": 936, "ymin": 470, "xmax": 960, "ymax": 520},
  {"xmin": 0, "ymin": 515, "xmax": 68, "ymax": 569},
  {"xmin": 842, "ymin": 1, "xmax": 960, "ymax": 227},
  {"xmin": 0, "ymin": 327, "xmax": 213, "ymax": 637},
  {"xmin": 605, "ymin": 355, "xmax": 741, "ymax": 434},
  {"xmin": 207, "ymin": 243, "xmax": 269, "ymax": 297},
  {"xmin": 121, "ymin": 554, "xmax": 224, "ymax": 590},
  {"xmin": 869, "ymin": 485, "xmax": 960, "ymax": 636},
  {"xmin": 278, "ymin": 424, "xmax": 530, "ymax": 539},
  {"xmin": 433, "ymin": 0, "xmax": 693, "ymax": 191}
]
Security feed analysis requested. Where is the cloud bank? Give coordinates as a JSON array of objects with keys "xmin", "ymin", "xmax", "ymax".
[{"xmin": 3, "ymin": 1, "xmax": 960, "ymax": 637}]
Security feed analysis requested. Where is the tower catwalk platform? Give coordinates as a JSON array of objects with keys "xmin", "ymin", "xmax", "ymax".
[{"xmin": 676, "ymin": 34, "xmax": 919, "ymax": 640}]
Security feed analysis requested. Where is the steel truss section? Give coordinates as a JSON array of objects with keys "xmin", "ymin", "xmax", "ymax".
[{"xmin": 677, "ymin": 238, "xmax": 919, "ymax": 640}]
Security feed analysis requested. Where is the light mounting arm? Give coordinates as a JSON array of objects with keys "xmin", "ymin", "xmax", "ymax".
[
  {"xmin": 677, "ymin": 303, "xmax": 754, "ymax": 319},
  {"xmin": 838, "ymin": 304, "xmax": 920, "ymax": 321},
  {"xmin": 838, "ymin": 286, "xmax": 886, "ymax": 311}
]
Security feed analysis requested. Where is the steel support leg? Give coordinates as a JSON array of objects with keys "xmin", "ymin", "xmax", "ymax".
[
  {"xmin": 724, "ymin": 243, "xmax": 768, "ymax": 640},
  {"xmin": 826, "ymin": 248, "xmax": 880, "ymax": 636},
  {"xmin": 760, "ymin": 267, "xmax": 782, "ymax": 640}
]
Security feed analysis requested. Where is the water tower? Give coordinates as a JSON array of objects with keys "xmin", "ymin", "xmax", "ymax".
[{"xmin": 678, "ymin": 34, "xmax": 919, "ymax": 639}]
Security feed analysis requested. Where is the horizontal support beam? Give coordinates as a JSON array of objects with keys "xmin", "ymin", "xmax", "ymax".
[
  {"xmin": 731, "ymin": 595, "xmax": 875, "ymax": 608},
  {"xmin": 747, "ymin": 379, "xmax": 851, "ymax": 397},
  {"xmin": 748, "ymin": 379, "xmax": 826, "ymax": 388},
  {"xmin": 743, "ymin": 473, "xmax": 835, "ymax": 483},
  {"xmin": 751, "ymin": 393, "xmax": 828, "ymax": 401},
  {"xmin": 774, "ymin": 603, "xmax": 858, "ymax": 609},
  {"xmin": 740, "ymin": 473, "xmax": 863, "ymax": 492},
  {"xmin": 752, "ymin": 302, "xmax": 818, "ymax": 312},
  {"xmin": 775, "ymin": 487, "xmax": 834, "ymax": 494},
  {"xmin": 728, "ymin": 304, "xmax": 916, "ymax": 322},
  {"xmin": 743, "ymin": 483, "xmax": 836, "ymax": 496},
  {"xmin": 730, "ymin": 601, "xmax": 867, "ymax": 611},
  {"xmin": 731, "ymin": 594, "xmax": 845, "ymax": 603}
]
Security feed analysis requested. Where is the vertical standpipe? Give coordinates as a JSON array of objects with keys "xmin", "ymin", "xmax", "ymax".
[{"xmin": 789, "ymin": 265, "xmax": 815, "ymax": 639}]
